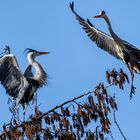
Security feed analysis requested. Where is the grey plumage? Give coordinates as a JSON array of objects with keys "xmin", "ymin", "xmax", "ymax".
[
  {"xmin": 70, "ymin": 2, "xmax": 140, "ymax": 98},
  {"xmin": 24, "ymin": 64, "xmax": 33, "ymax": 78},
  {"xmin": 0, "ymin": 48, "xmax": 49, "ymax": 105},
  {"xmin": 70, "ymin": 3, "xmax": 120, "ymax": 59}
]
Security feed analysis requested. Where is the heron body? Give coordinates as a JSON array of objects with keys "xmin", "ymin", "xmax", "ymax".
[
  {"xmin": 70, "ymin": 2, "xmax": 140, "ymax": 97},
  {"xmin": 0, "ymin": 48, "xmax": 49, "ymax": 106}
]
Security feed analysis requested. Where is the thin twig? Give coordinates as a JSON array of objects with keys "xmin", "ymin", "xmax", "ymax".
[
  {"xmin": 38, "ymin": 91, "xmax": 92, "ymax": 120},
  {"xmin": 36, "ymin": 83, "xmax": 115, "ymax": 120},
  {"xmin": 113, "ymin": 110, "xmax": 128, "ymax": 140},
  {"xmin": 109, "ymin": 130, "xmax": 115, "ymax": 140}
]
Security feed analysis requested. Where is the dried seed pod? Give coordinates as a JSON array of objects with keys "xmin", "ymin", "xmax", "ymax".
[
  {"xmin": 111, "ymin": 69, "xmax": 117, "ymax": 77},
  {"xmin": 113, "ymin": 78, "xmax": 118, "ymax": 85},
  {"xmin": 59, "ymin": 121, "xmax": 63, "ymax": 130},
  {"xmin": 77, "ymin": 105, "xmax": 82, "ymax": 117},
  {"xmin": 44, "ymin": 129, "xmax": 51, "ymax": 139},
  {"xmin": 111, "ymin": 69, "xmax": 118, "ymax": 84},
  {"xmin": 44, "ymin": 116, "xmax": 50, "ymax": 125},
  {"xmin": 61, "ymin": 107, "xmax": 65, "ymax": 116},
  {"xmin": 106, "ymin": 70, "xmax": 111, "ymax": 84},
  {"xmin": 109, "ymin": 97, "xmax": 117, "ymax": 110},
  {"xmin": 65, "ymin": 107, "xmax": 70, "ymax": 116},
  {"xmin": 97, "ymin": 93, "xmax": 103, "ymax": 102},
  {"xmin": 62, "ymin": 117, "xmax": 69, "ymax": 128},
  {"xmin": 88, "ymin": 96, "xmax": 95, "ymax": 109},
  {"xmin": 105, "ymin": 117, "xmax": 111, "ymax": 128},
  {"xmin": 99, "ymin": 131, "xmax": 104, "ymax": 140},
  {"xmin": 84, "ymin": 103, "xmax": 89, "ymax": 111},
  {"xmin": 101, "ymin": 84, "xmax": 107, "ymax": 96},
  {"xmin": 50, "ymin": 115, "xmax": 54, "ymax": 124},
  {"xmin": 94, "ymin": 85, "xmax": 101, "ymax": 95},
  {"xmin": 95, "ymin": 126, "xmax": 99, "ymax": 140},
  {"xmin": 24, "ymin": 124, "xmax": 32, "ymax": 139},
  {"xmin": 119, "ymin": 68, "xmax": 125, "ymax": 89},
  {"xmin": 90, "ymin": 113, "xmax": 98, "ymax": 122},
  {"xmin": 119, "ymin": 81, "xmax": 124, "ymax": 90},
  {"xmin": 124, "ymin": 73, "xmax": 129, "ymax": 83}
]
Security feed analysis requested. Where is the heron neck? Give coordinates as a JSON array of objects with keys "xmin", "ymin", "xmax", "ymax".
[
  {"xmin": 28, "ymin": 55, "xmax": 47, "ymax": 86},
  {"xmin": 104, "ymin": 16, "xmax": 120, "ymax": 42}
]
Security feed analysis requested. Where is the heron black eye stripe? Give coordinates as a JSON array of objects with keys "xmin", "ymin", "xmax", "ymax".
[{"xmin": 24, "ymin": 48, "xmax": 39, "ymax": 54}]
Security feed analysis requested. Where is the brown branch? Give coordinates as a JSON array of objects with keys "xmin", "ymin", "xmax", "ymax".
[
  {"xmin": 0, "ymin": 82, "xmax": 120, "ymax": 139},
  {"xmin": 0, "ymin": 68, "xmax": 131, "ymax": 139},
  {"xmin": 37, "ymin": 91, "xmax": 93, "ymax": 120},
  {"xmin": 0, "ymin": 91, "xmax": 94, "ymax": 139},
  {"xmin": 36, "ymin": 83, "xmax": 114, "ymax": 120},
  {"xmin": 113, "ymin": 110, "xmax": 128, "ymax": 140}
]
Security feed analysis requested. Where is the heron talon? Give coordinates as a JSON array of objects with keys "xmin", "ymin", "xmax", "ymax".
[{"xmin": 130, "ymin": 86, "xmax": 136, "ymax": 99}]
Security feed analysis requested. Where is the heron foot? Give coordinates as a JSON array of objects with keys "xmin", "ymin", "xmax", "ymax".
[{"xmin": 130, "ymin": 86, "xmax": 136, "ymax": 99}]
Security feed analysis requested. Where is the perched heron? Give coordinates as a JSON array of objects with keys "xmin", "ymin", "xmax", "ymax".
[
  {"xmin": 0, "ymin": 47, "xmax": 49, "ymax": 111},
  {"xmin": 70, "ymin": 2, "xmax": 140, "ymax": 98}
]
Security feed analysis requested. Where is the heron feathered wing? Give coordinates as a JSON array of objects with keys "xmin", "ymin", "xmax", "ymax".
[
  {"xmin": 123, "ymin": 40, "xmax": 140, "ymax": 61},
  {"xmin": 70, "ymin": 2, "xmax": 121, "ymax": 60},
  {"xmin": 0, "ymin": 54, "xmax": 29, "ymax": 100},
  {"xmin": 24, "ymin": 64, "xmax": 33, "ymax": 78},
  {"xmin": 70, "ymin": 2, "xmax": 140, "ymax": 61}
]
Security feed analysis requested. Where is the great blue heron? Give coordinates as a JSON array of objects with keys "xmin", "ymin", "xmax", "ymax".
[
  {"xmin": 0, "ymin": 47, "xmax": 49, "ymax": 110},
  {"xmin": 70, "ymin": 2, "xmax": 140, "ymax": 98}
]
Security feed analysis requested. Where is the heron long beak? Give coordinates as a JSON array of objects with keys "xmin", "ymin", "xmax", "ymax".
[
  {"xmin": 38, "ymin": 51, "xmax": 50, "ymax": 55},
  {"xmin": 94, "ymin": 15, "xmax": 102, "ymax": 18}
]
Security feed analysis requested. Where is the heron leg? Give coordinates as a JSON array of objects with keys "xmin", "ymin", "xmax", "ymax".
[
  {"xmin": 35, "ymin": 92, "xmax": 38, "ymax": 109},
  {"xmin": 127, "ymin": 63, "xmax": 136, "ymax": 99},
  {"xmin": 22, "ymin": 103, "xmax": 28, "ymax": 121}
]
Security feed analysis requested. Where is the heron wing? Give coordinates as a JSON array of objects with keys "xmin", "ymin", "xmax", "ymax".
[
  {"xmin": 123, "ymin": 40, "xmax": 140, "ymax": 61},
  {"xmin": 70, "ymin": 2, "xmax": 120, "ymax": 59},
  {"xmin": 0, "ymin": 54, "xmax": 27, "ymax": 98},
  {"xmin": 24, "ymin": 64, "xmax": 34, "ymax": 78}
]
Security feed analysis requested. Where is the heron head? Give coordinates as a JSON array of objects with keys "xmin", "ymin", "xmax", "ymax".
[
  {"xmin": 94, "ymin": 11, "xmax": 106, "ymax": 18},
  {"xmin": 24, "ymin": 48, "xmax": 50, "ymax": 58}
]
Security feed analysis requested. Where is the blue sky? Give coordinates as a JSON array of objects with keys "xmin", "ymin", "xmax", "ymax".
[{"xmin": 0, "ymin": 0, "xmax": 140, "ymax": 139}]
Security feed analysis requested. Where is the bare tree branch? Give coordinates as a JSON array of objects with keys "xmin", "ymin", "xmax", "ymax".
[
  {"xmin": 38, "ymin": 91, "xmax": 92, "ymax": 119},
  {"xmin": 113, "ymin": 110, "xmax": 128, "ymax": 140},
  {"xmin": 0, "ymin": 68, "xmax": 130, "ymax": 140}
]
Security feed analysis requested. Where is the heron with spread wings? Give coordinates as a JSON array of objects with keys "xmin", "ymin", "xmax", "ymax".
[
  {"xmin": 70, "ymin": 2, "xmax": 140, "ymax": 98},
  {"xmin": 0, "ymin": 47, "xmax": 49, "ymax": 114}
]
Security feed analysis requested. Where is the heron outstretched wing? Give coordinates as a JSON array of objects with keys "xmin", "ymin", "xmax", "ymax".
[
  {"xmin": 24, "ymin": 64, "xmax": 33, "ymax": 78},
  {"xmin": 70, "ymin": 2, "xmax": 120, "ymax": 60},
  {"xmin": 123, "ymin": 40, "xmax": 140, "ymax": 61},
  {"xmin": 0, "ymin": 54, "xmax": 28, "ymax": 99}
]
